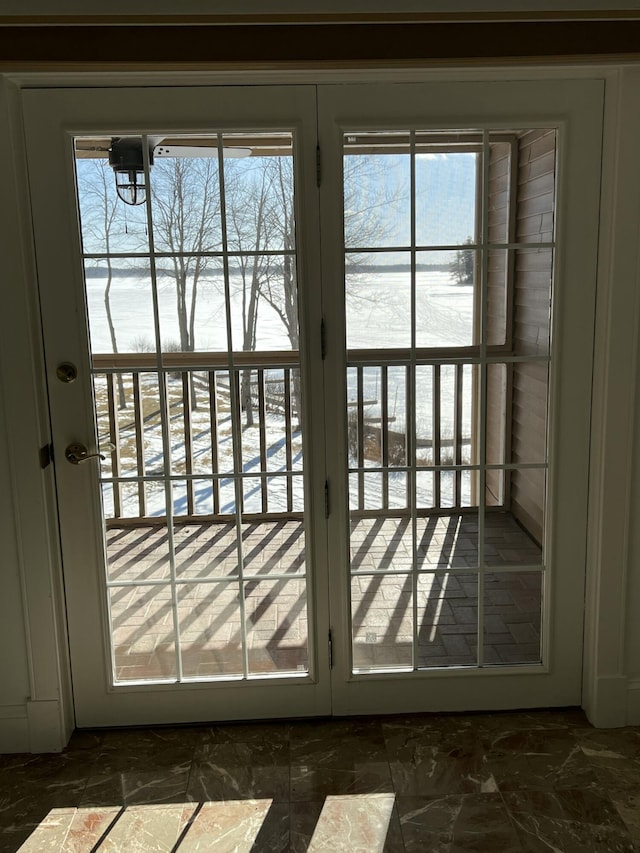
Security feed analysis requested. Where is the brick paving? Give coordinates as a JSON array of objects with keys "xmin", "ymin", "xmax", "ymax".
[{"xmin": 106, "ymin": 513, "xmax": 543, "ymax": 682}]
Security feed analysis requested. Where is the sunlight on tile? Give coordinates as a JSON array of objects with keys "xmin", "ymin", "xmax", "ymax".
[
  {"xmin": 179, "ymin": 799, "xmax": 273, "ymax": 852},
  {"xmin": 308, "ymin": 793, "xmax": 396, "ymax": 853},
  {"xmin": 18, "ymin": 807, "xmax": 121, "ymax": 851},
  {"xmin": 18, "ymin": 804, "xmax": 200, "ymax": 852},
  {"xmin": 92, "ymin": 804, "xmax": 193, "ymax": 852}
]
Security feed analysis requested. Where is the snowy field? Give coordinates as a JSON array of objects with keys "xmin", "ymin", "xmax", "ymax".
[{"xmin": 87, "ymin": 269, "xmax": 476, "ymax": 518}]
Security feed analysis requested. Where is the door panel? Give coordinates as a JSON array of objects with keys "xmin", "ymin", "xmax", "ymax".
[
  {"xmin": 24, "ymin": 86, "xmax": 329, "ymax": 727},
  {"xmin": 319, "ymin": 81, "xmax": 603, "ymax": 714}
]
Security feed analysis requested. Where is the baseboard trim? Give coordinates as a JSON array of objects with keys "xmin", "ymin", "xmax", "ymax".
[
  {"xmin": 0, "ymin": 704, "xmax": 29, "ymax": 753},
  {"xmin": 626, "ymin": 678, "xmax": 640, "ymax": 725},
  {"xmin": 583, "ymin": 674, "xmax": 628, "ymax": 727},
  {"xmin": 26, "ymin": 699, "xmax": 66, "ymax": 753}
]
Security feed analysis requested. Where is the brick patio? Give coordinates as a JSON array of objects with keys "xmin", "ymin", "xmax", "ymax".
[{"xmin": 105, "ymin": 513, "xmax": 543, "ymax": 682}]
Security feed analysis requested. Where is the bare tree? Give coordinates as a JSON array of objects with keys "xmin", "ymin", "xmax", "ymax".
[
  {"xmin": 151, "ymin": 157, "xmax": 223, "ymax": 408},
  {"xmin": 76, "ymin": 159, "xmax": 127, "ymax": 409},
  {"xmin": 225, "ymin": 157, "xmax": 283, "ymax": 427}
]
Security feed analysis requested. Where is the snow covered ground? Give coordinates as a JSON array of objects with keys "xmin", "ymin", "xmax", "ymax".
[{"xmin": 87, "ymin": 269, "xmax": 476, "ymax": 518}]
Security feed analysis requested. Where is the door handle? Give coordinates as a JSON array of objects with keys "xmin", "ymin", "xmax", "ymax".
[{"xmin": 65, "ymin": 442, "xmax": 106, "ymax": 465}]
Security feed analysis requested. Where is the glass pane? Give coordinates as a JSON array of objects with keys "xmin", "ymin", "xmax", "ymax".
[
  {"xmin": 344, "ymin": 133, "xmax": 410, "ymax": 248},
  {"xmin": 264, "ymin": 368, "xmax": 292, "ymax": 472},
  {"xmin": 75, "ymin": 142, "xmax": 150, "ymax": 254},
  {"xmin": 167, "ymin": 372, "xmax": 195, "ymax": 478},
  {"xmin": 174, "ymin": 522, "xmax": 239, "ymax": 580},
  {"xmin": 178, "ymin": 582, "xmax": 243, "ymax": 678},
  {"xmin": 346, "ymin": 253, "xmax": 411, "ymax": 349},
  {"xmin": 417, "ymin": 572, "xmax": 478, "ymax": 668},
  {"xmin": 358, "ymin": 472, "xmax": 381, "ymax": 510},
  {"xmin": 438, "ymin": 468, "xmax": 477, "ymax": 510},
  {"xmin": 193, "ymin": 480, "xmax": 214, "ymax": 515},
  {"xmin": 291, "ymin": 473, "xmax": 305, "ymax": 513},
  {"xmin": 416, "ymin": 251, "xmax": 476, "ymax": 348},
  {"xmin": 242, "ymin": 476, "xmax": 263, "ymax": 514},
  {"xmin": 156, "ymin": 262, "xmax": 227, "ymax": 354},
  {"xmin": 289, "ymin": 369, "xmax": 304, "ymax": 470},
  {"xmin": 416, "ymin": 514, "xmax": 478, "ymax": 570},
  {"xmin": 484, "ymin": 467, "xmax": 546, "ymax": 568},
  {"xmin": 511, "ymin": 361, "xmax": 549, "ymax": 464},
  {"xmin": 224, "ymin": 136, "xmax": 294, "ymax": 253},
  {"xmin": 485, "ymin": 364, "xmax": 508, "ymax": 468},
  {"xmin": 487, "ymin": 139, "xmax": 512, "ymax": 246},
  {"xmin": 93, "ymin": 374, "xmax": 113, "ymax": 477},
  {"xmin": 483, "ymin": 571, "xmax": 542, "ymax": 665},
  {"xmin": 145, "ymin": 479, "xmax": 168, "ymax": 519},
  {"xmin": 350, "ymin": 517, "xmax": 413, "ymax": 574},
  {"xmin": 229, "ymin": 255, "xmax": 298, "ymax": 352},
  {"xmin": 219, "ymin": 477, "xmax": 238, "ymax": 515},
  {"xmin": 120, "ymin": 482, "xmax": 142, "ymax": 519},
  {"xmin": 110, "ymin": 584, "xmax": 177, "ymax": 682},
  {"xmin": 171, "ymin": 479, "xmax": 189, "ymax": 518},
  {"xmin": 243, "ymin": 520, "xmax": 305, "ymax": 578},
  {"xmin": 415, "ymin": 365, "xmax": 434, "ymax": 466},
  {"xmin": 106, "ymin": 525, "xmax": 171, "ymax": 583},
  {"xmin": 513, "ymin": 248, "xmax": 552, "ymax": 357},
  {"xmin": 486, "ymin": 250, "xmax": 509, "ymax": 347},
  {"xmin": 416, "ymin": 470, "xmax": 435, "ymax": 509},
  {"xmin": 347, "ymin": 365, "xmax": 409, "ymax": 472},
  {"xmin": 151, "ymin": 147, "xmax": 223, "ymax": 254},
  {"xmin": 351, "ymin": 574, "xmax": 413, "ymax": 671},
  {"xmin": 415, "ymin": 140, "xmax": 478, "ymax": 248},
  {"xmin": 85, "ymin": 258, "xmax": 155, "ymax": 354},
  {"xmin": 209, "ymin": 370, "xmax": 235, "ymax": 479},
  {"xmin": 515, "ymin": 129, "xmax": 556, "ymax": 244},
  {"xmin": 421, "ymin": 363, "xmax": 474, "ymax": 487},
  {"xmin": 484, "ymin": 510, "xmax": 543, "ymax": 569},
  {"xmin": 245, "ymin": 579, "xmax": 308, "ymax": 675},
  {"xmin": 100, "ymin": 482, "xmax": 114, "ymax": 518}
]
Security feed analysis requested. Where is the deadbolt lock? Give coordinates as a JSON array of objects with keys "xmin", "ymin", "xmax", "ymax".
[{"xmin": 56, "ymin": 362, "xmax": 78, "ymax": 383}]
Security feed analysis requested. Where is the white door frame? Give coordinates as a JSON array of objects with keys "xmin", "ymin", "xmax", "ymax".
[{"xmin": 1, "ymin": 64, "xmax": 639, "ymax": 749}]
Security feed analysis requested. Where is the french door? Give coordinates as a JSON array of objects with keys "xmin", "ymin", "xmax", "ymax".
[
  {"xmin": 23, "ymin": 79, "xmax": 603, "ymax": 727},
  {"xmin": 24, "ymin": 86, "xmax": 330, "ymax": 727},
  {"xmin": 320, "ymin": 81, "xmax": 603, "ymax": 714}
]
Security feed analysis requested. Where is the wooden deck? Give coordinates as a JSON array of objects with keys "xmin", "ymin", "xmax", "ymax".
[{"xmin": 105, "ymin": 512, "xmax": 543, "ymax": 682}]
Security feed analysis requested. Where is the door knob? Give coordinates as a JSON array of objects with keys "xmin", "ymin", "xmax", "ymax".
[{"xmin": 65, "ymin": 443, "xmax": 105, "ymax": 465}]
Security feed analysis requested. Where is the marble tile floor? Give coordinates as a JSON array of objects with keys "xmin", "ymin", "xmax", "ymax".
[{"xmin": 1, "ymin": 708, "xmax": 640, "ymax": 851}]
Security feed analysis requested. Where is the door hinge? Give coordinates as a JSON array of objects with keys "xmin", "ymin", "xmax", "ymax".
[
  {"xmin": 321, "ymin": 318, "xmax": 327, "ymax": 360},
  {"xmin": 316, "ymin": 144, "xmax": 321, "ymax": 188},
  {"xmin": 324, "ymin": 479, "xmax": 330, "ymax": 519},
  {"xmin": 328, "ymin": 628, "xmax": 333, "ymax": 669},
  {"xmin": 39, "ymin": 443, "xmax": 53, "ymax": 469}
]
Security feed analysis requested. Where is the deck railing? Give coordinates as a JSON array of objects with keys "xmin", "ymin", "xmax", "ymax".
[
  {"xmin": 92, "ymin": 351, "xmax": 302, "ymax": 524},
  {"xmin": 347, "ymin": 361, "xmax": 475, "ymax": 513},
  {"xmin": 93, "ymin": 352, "xmax": 477, "ymax": 524}
]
